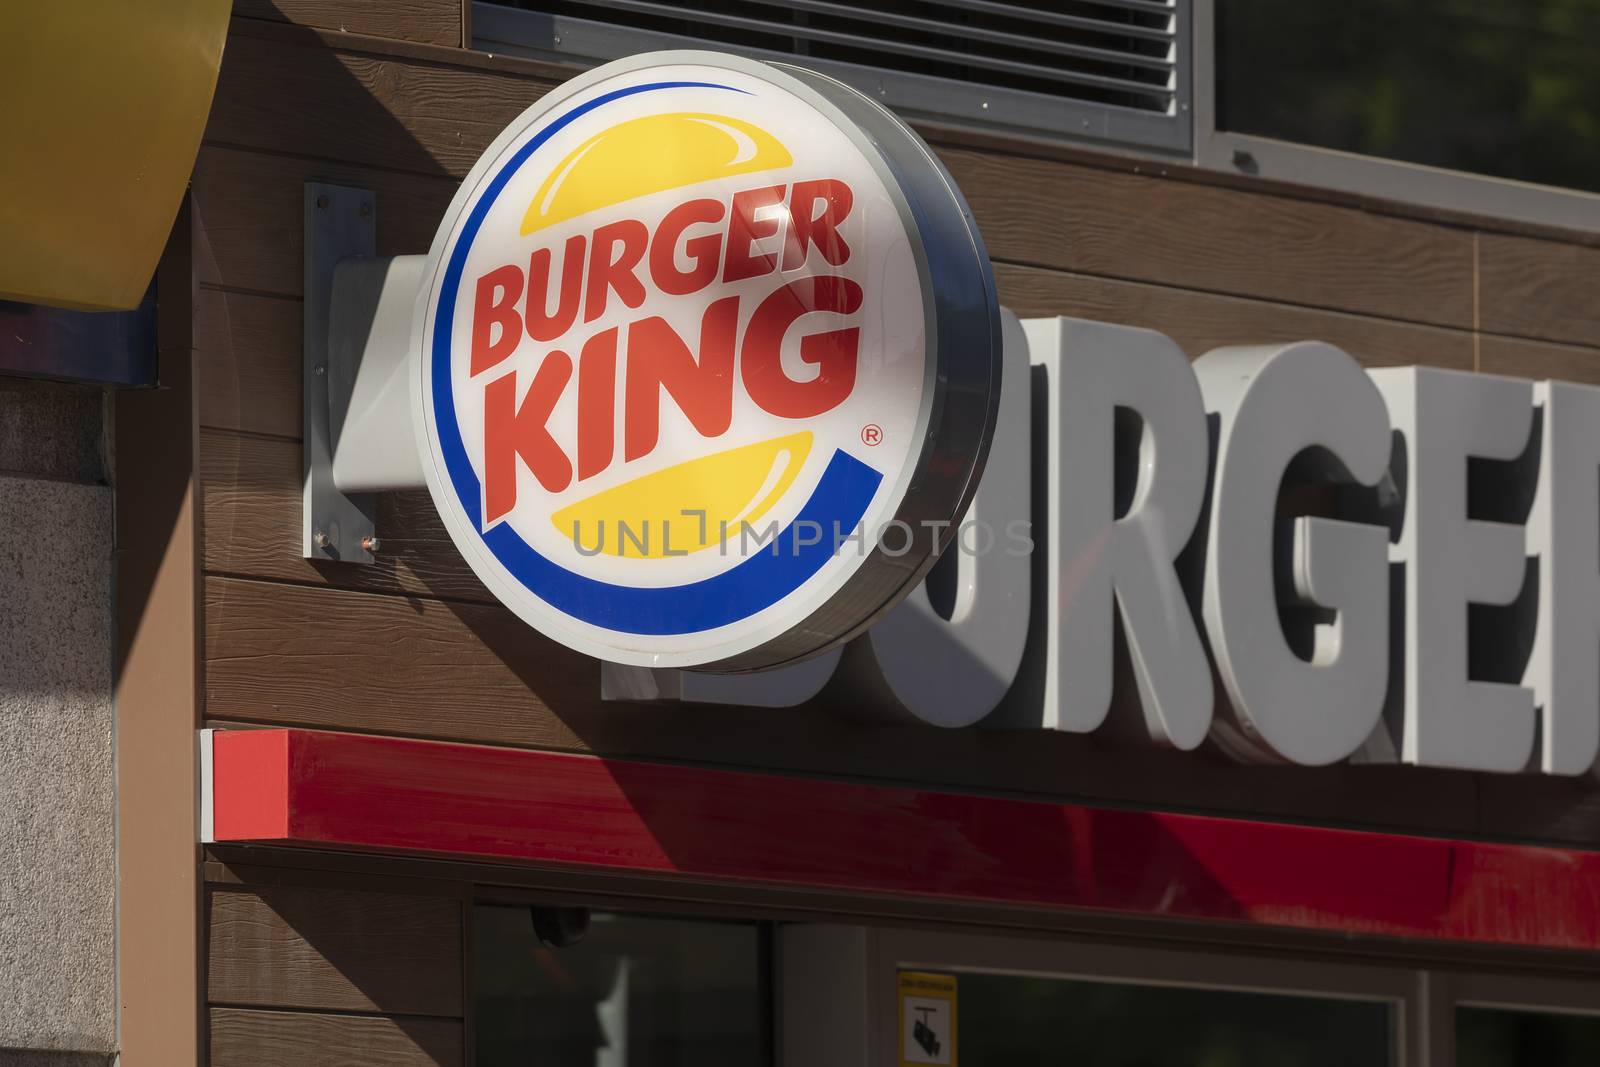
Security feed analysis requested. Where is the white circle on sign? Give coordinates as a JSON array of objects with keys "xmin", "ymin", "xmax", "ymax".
[{"xmin": 414, "ymin": 52, "xmax": 1000, "ymax": 670}]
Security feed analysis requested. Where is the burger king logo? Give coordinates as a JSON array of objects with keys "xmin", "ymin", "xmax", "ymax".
[{"xmin": 415, "ymin": 52, "xmax": 1000, "ymax": 670}]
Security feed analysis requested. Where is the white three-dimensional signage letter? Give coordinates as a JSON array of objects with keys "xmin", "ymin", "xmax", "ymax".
[
  {"xmin": 1524, "ymin": 381, "xmax": 1600, "ymax": 775},
  {"xmin": 1368, "ymin": 367, "xmax": 1535, "ymax": 772},
  {"xmin": 1195, "ymin": 343, "xmax": 1392, "ymax": 765},
  {"xmin": 1017, "ymin": 317, "xmax": 1211, "ymax": 748}
]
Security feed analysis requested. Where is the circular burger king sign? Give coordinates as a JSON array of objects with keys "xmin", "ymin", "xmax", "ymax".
[{"xmin": 415, "ymin": 52, "xmax": 1000, "ymax": 671}]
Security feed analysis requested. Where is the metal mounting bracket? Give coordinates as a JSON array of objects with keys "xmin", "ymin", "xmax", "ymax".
[
  {"xmin": 304, "ymin": 182, "xmax": 377, "ymax": 563},
  {"xmin": 303, "ymin": 183, "xmax": 428, "ymax": 565}
]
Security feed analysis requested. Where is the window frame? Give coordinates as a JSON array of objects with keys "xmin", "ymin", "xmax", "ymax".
[
  {"xmin": 1191, "ymin": 0, "xmax": 1600, "ymax": 233},
  {"xmin": 1434, "ymin": 970, "xmax": 1600, "ymax": 1065},
  {"xmin": 468, "ymin": 897, "xmax": 780, "ymax": 1067}
]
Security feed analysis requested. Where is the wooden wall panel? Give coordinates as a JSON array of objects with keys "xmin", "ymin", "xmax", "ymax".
[
  {"xmin": 209, "ymin": 1007, "xmax": 463, "ymax": 1067},
  {"xmin": 206, "ymin": 31, "xmax": 547, "ymax": 179},
  {"xmin": 202, "ymin": 575, "xmax": 1492, "ymax": 838},
  {"xmin": 1478, "ymin": 335, "xmax": 1600, "ymax": 386},
  {"xmin": 994, "ymin": 264, "xmax": 1474, "ymax": 369},
  {"xmin": 940, "ymin": 146, "xmax": 1476, "ymax": 329},
  {"xmin": 1475, "ymin": 773, "xmax": 1600, "ymax": 848},
  {"xmin": 1478, "ymin": 233, "xmax": 1600, "ymax": 349},
  {"xmin": 205, "ymin": 576, "xmax": 602, "ymax": 745},
  {"xmin": 201, "ymin": 29, "xmax": 1475, "ymax": 332},
  {"xmin": 234, "ymin": 0, "xmax": 464, "ymax": 47},
  {"xmin": 191, "ymin": 147, "xmax": 455, "ymax": 299},
  {"xmin": 201, "ymin": 430, "xmax": 491, "ymax": 601},
  {"xmin": 207, "ymin": 883, "xmax": 463, "ymax": 1015},
  {"xmin": 197, "ymin": 288, "xmax": 301, "ymax": 438}
]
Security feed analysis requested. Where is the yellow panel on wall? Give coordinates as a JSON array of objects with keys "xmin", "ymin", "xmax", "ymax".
[{"xmin": 0, "ymin": 1, "xmax": 229, "ymax": 310}]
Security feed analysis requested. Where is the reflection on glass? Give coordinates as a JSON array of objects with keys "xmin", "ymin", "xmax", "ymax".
[
  {"xmin": 1218, "ymin": 1, "xmax": 1600, "ymax": 194},
  {"xmin": 1459, "ymin": 1006, "xmax": 1600, "ymax": 1066},
  {"xmin": 956, "ymin": 970, "xmax": 1394, "ymax": 1066},
  {"xmin": 474, "ymin": 906, "xmax": 766, "ymax": 1066}
]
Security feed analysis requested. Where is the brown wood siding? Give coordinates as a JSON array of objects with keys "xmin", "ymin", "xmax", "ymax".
[
  {"xmin": 191, "ymin": 146, "xmax": 456, "ymax": 300},
  {"xmin": 201, "ymin": 430, "xmax": 489, "ymax": 600},
  {"xmin": 201, "ymin": 573, "xmax": 1496, "ymax": 835},
  {"xmin": 234, "ymin": 0, "xmax": 464, "ymax": 47},
  {"xmin": 992, "ymin": 263, "xmax": 1475, "ymax": 371},
  {"xmin": 204, "ymin": 30, "xmax": 541, "ymax": 179},
  {"xmin": 1478, "ymin": 334, "xmax": 1600, "ymax": 385},
  {"xmin": 191, "ymin": 15, "xmax": 1600, "ymax": 1061},
  {"xmin": 945, "ymin": 146, "xmax": 1477, "ymax": 329},
  {"xmin": 1478, "ymin": 234, "xmax": 1600, "ymax": 350},
  {"xmin": 209, "ymin": 1007, "xmax": 464, "ymax": 1067},
  {"xmin": 207, "ymin": 883, "xmax": 464, "ymax": 1015},
  {"xmin": 204, "ymin": 880, "xmax": 465, "ymax": 1067}
]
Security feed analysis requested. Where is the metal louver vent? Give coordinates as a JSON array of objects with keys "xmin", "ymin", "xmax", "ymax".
[{"xmin": 473, "ymin": 0, "xmax": 1192, "ymax": 152}]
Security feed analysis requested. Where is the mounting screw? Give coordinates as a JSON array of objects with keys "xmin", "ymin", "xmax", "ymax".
[
  {"xmin": 360, "ymin": 201, "xmax": 372, "ymax": 219},
  {"xmin": 314, "ymin": 363, "xmax": 326, "ymax": 376},
  {"xmin": 313, "ymin": 530, "xmax": 331, "ymax": 549},
  {"xmin": 316, "ymin": 193, "xmax": 330, "ymax": 210},
  {"xmin": 361, "ymin": 536, "xmax": 381, "ymax": 553}
]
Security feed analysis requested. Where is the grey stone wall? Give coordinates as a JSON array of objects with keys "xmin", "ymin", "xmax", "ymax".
[{"xmin": 0, "ymin": 380, "xmax": 115, "ymax": 1064}]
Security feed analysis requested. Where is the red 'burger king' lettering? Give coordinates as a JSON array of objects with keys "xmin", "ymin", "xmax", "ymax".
[
  {"xmin": 625, "ymin": 296, "xmax": 739, "ymax": 462},
  {"xmin": 782, "ymin": 179, "xmax": 852, "ymax": 270},
  {"xmin": 742, "ymin": 275, "xmax": 863, "ymax": 419},
  {"xmin": 471, "ymin": 264, "xmax": 523, "ymax": 376},
  {"xmin": 722, "ymin": 185, "xmax": 787, "ymax": 283},
  {"xmin": 526, "ymin": 235, "xmax": 585, "ymax": 342},
  {"xmin": 585, "ymin": 219, "xmax": 649, "ymax": 323},
  {"xmin": 473, "ymin": 177, "xmax": 868, "ymax": 522},
  {"xmin": 472, "ymin": 180, "xmax": 856, "ymax": 372},
  {"xmin": 650, "ymin": 198, "xmax": 726, "ymax": 295},
  {"xmin": 484, "ymin": 350, "xmax": 572, "ymax": 523},
  {"xmin": 576, "ymin": 327, "xmax": 618, "ymax": 481}
]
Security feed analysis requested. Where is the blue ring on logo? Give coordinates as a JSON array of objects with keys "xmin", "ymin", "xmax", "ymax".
[{"xmin": 430, "ymin": 80, "xmax": 884, "ymax": 636}]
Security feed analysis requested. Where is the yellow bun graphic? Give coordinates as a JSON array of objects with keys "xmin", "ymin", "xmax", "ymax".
[
  {"xmin": 551, "ymin": 432, "xmax": 813, "ymax": 559},
  {"xmin": 522, "ymin": 112, "xmax": 794, "ymax": 234}
]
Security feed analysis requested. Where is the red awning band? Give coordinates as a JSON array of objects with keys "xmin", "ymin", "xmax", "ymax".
[{"xmin": 206, "ymin": 727, "xmax": 1600, "ymax": 950}]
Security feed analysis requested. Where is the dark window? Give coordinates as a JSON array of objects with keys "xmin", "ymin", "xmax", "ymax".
[
  {"xmin": 1458, "ymin": 1006, "xmax": 1600, "ymax": 1066},
  {"xmin": 1218, "ymin": 1, "xmax": 1600, "ymax": 195},
  {"xmin": 956, "ymin": 970, "xmax": 1396, "ymax": 1066},
  {"xmin": 474, "ymin": 905, "xmax": 769, "ymax": 1066}
]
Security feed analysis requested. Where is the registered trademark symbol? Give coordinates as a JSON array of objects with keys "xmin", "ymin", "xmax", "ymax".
[{"xmin": 861, "ymin": 424, "xmax": 883, "ymax": 446}]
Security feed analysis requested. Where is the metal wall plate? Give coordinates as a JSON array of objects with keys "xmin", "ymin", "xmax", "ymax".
[{"xmin": 304, "ymin": 182, "xmax": 377, "ymax": 563}]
